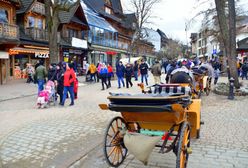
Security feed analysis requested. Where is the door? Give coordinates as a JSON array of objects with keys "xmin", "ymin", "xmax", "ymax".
[{"xmin": 0, "ymin": 59, "xmax": 7, "ymax": 84}]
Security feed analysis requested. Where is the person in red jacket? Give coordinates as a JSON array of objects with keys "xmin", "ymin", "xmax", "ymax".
[
  {"xmin": 107, "ymin": 63, "xmax": 113, "ymax": 88},
  {"xmin": 60, "ymin": 63, "xmax": 76, "ymax": 106}
]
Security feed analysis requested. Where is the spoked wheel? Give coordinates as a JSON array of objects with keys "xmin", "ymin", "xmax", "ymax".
[
  {"xmin": 104, "ymin": 117, "xmax": 128, "ymax": 167},
  {"xmin": 176, "ymin": 122, "xmax": 191, "ymax": 168}
]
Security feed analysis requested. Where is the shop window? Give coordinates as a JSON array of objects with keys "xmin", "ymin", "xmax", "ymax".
[
  {"xmin": 0, "ymin": 9, "xmax": 9, "ymax": 23},
  {"xmin": 28, "ymin": 16, "xmax": 35, "ymax": 27}
]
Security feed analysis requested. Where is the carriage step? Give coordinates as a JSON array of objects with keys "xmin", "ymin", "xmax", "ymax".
[{"xmin": 200, "ymin": 121, "xmax": 205, "ymax": 125}]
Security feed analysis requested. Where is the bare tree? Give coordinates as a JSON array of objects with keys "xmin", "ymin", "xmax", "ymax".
[
  {"xmin": 158, "ymin": 39, "xmax": 184, "ymax": 60},
  {"xmin": 215, "ymin": 0, "xmax": 239, "ymax": 88},
  {"xmin": 45, "ymin": 0, "xmax": 79, "ymax": 63},
  {"xmin": 129, "ymin": 0, "xmax": 160, "ymax": 57}
]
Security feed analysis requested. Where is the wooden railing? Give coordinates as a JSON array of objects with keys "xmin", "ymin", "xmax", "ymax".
[
  {"xmin": 25, "ymin": 27, "xmax": 48, "ymax": 41},
  {"xmin": 0, "ymin": 23, "xmax": 19, "ymax": 40}
]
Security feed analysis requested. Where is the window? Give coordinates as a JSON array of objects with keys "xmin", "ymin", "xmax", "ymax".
[
  {"xmin": 0, "ymin": 9, "xmax": 8, "ymax": 23},
  {"xmin": 198, "ymin": 40, "xmax": 201, "ymax": 47},
  {"xmin": 28, "ymin": 16, "xmax": 35, "ymax": 27},
  {"xmin": 105, "ymin": 7, "xmax": 112, "ymax": 14},
  {"xmin": 68, "ymin": 28, "xmax": 78, "ymax": 38},
  {"xmin": 37, "ymin": 19, "xmax": 43, "ymax": 29},
  {"xmin": 198, "ymin": 33, "xmax": 202, "ymax": 39}
]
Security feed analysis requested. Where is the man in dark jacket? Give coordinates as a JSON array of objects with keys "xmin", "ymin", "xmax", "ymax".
[
  {"xmin": 125, "ymin": 63, "xmax": 133, "ymax": 88},
  {"xmin": 139, "ymin": 59, "xmax": 149, "ymax": 85},
  {"xmin": 151, "ymin": 60, "xmax": 162, "ymax": 84},
  {"xmin": 116, "ymin": 61, "xmax": 125, "ymax": 88},
  {"xmin": 241, "ymin": 62, "xmax": 248, "ymax": 80},
  {"xmin": 133, "ymin": 61, "xmax": 139, "ymax": 81},
  {"xmin": 35, "ymin": 60, "xmax": 47, "ymax": 94},
  {"xmin": 47, "ymin": 63, "xmax": 57, "ymax": 81}
]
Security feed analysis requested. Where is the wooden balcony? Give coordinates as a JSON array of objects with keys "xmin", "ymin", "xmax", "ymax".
[
  {"xmin": 31, "ymin": 2, "xmax": 45, "ymax": 15},
  {"xmin": 25, "ymin": 27, "xmax": 48, "ymax": 41},
  {"xmin": 0, "ymin": 23, "xmax": 19, "ymax": 40}
]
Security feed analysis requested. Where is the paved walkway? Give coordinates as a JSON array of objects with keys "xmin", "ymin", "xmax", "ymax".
[
  {"xmin": 0, "ymin": 76, "xmax": 87, "ymax": 102},
  {"xmin": 0, "ymin": 75, "xmax": 248, "ymax": 168}
]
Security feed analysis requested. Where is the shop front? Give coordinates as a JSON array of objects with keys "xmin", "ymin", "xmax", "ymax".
[{"xmin": 9, "ymin": 47, "xmax": 49, "ymax": 79}]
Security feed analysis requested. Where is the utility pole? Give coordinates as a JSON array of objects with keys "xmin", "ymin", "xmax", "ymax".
[{"xmin": 185, "ymin": 22, "xmax": 189, "ymax": 57}]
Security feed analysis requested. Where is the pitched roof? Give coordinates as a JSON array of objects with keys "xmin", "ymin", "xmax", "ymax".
[
  {"xmin": 110, "ymin": 0, "xmax": 123, "ymax": 14},
  {"xmin": 16, "ymin": 0, "xmax": 33, "ymax": 14},
  {"xmin": 83, "ymin": 0, "xmax": 104, "ymax": 14},
  {"xmin": 58, "ymin": 2, "xmax": 88, "ymax": 28},
  {"xmin": 81, "ymin": 2, "xmax": 117, "ymax": 32},
  {"xmin": 122, "ymin": 13, "xmax": 136, "ymax": 29},
  {"xmin": 59, "ymin": 4, "xmax": 79, "ymax": 24},
  {"xmin": 157, "ymin": 29, "xmax": 168, "ymax": 39}
]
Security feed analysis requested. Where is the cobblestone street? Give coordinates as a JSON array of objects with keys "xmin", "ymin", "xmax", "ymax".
[
  {"xmin": 0, "ymin": 77, "xmax": 248, "ymax": 168},
  {"xmin": 71, "ymin": 82, "xmax": 248, "ymax": 168}
]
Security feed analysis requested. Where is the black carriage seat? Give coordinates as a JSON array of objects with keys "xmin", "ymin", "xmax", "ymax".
[{"xmin": 149, "ymin": 84, "xmax": 192, "ymax": 96}]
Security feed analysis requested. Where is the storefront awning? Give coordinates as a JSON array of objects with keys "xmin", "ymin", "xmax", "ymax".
[
  {"xmin": 9, "ymin": 47, "xmax": 49, "ymax": 57},
  {"xmin": 106, "ymin": 51, "xmax": 117, "ymax": 55}
]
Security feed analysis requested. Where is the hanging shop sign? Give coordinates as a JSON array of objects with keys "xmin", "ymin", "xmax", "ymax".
[
  {"xmin": 69, "ymin": 49, "xmax": 83, "ymax": 55},
  {"xmin": 0, "ymin": 51, "xmax": 9, "ymax": 59},
  {"xmin": 72, "ymin": 37, "xmax": 88, "ymax": 49},
  {"xmin": 35, "ymin": 52, "xmax": 49, "ymax": 58}
]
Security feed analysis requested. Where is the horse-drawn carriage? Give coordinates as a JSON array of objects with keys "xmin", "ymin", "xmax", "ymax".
[
  {"xmin": 192, "ymin": 67, "xmax": 212, "ymax": 98},
  {"xmin": 99, "ymin": 83, "xmax": 203, "ymax": 168}
]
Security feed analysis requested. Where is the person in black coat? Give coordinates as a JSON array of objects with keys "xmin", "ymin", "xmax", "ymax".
[
  {"xmin": 139, "ymin": 59, "xmax": 149, "ymax": 85},
  {"xmin": 133, "ymin": 61, "xmax": 139, "ymax": 81},
  {"xmin": 55, "ymin": 63, "xmax": 64, "ymax": 104},
  {"xmin": 125, "ymin": 63, "xmax": 133, "ymax": 88},
  {"xmin": 48, "ymin": 63, "xmax": 57, "ymax": 81}
]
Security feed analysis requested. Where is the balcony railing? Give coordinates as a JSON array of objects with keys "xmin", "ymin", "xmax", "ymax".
[
  {"xmin": 25, "ymin": 27, "xmax": 48, "ymax": 41},
  {"xmin": 0, "ymin": 23, "xmax": 19, "ymax": 40},
  {"xmin": 31, "ymin": 2, "xmax": 45, "ymax": 15}
]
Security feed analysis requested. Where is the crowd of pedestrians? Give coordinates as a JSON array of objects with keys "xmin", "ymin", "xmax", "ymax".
[
  {"xmin": 26, "ymin": 55, "xmax": 236, "ymax": 108},
  {"xmin": 27, "ymin": 60, "xmax": 78, "ymax": 107},
  {"xmin": 85, "ymin": 59, "xmax": 150, "ymax": 90}
]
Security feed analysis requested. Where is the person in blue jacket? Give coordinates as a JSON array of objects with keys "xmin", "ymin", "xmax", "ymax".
[
  {"xmin": 99, "ymin": 63, "xmax": 108, "ymax": 90},
  {"xmin": 116, "ymin": 61, "xmax": 125, "ymax": 88}
]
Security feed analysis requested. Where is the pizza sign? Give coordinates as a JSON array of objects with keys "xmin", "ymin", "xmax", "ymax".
[{"xmin": 35, "ymin": 52, "xmax": 49, "ymax": 58}]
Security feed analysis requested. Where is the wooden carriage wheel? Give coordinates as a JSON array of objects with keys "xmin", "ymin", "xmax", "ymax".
[
  {"xmin": 104, "ymin": 117, "xmax": 128, "ymax": 167},
  {"xmin": 176, "ymin": 122, "xmax": 191, "ymax": 168}
]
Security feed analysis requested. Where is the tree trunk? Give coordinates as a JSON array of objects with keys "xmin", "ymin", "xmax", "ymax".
[
  {"xmin": 45, "ymin": 0, "xmax": 60, "ymax": 64},
  {"xmin": 215, "ymin": 0, "xmax": 239, "ymax": 88},
  {"xmin": 228, "ymin": 0, "xmax": 239, "ymax": 88}
]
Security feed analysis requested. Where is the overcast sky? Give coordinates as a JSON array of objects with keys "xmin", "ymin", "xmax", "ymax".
[{"xmin": 121, "ymin": 0, "xmax": 248, "ymax": 44}]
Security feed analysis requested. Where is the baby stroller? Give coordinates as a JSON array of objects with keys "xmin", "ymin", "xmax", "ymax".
[{"xmin": 37, "ymin": 80, "xmax": 56, "ymax": 108}]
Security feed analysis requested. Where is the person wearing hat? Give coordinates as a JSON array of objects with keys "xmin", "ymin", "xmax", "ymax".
[
  {"xmin": 151, "ymin": 60, "xmax": 162, "ymax": 84},
  {"xmin": 116, "ymin": 61, "xmax": 125, "ymax": 88}
]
